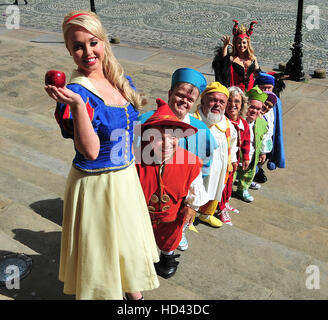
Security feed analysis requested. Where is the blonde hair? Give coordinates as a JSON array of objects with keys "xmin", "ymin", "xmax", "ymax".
[
  {"xmin": 62, "ymin": 10, "xmax": 145, "ymax": 110},
  {"xmin": 231, "ymin": 36, "xmax": 255, "ymax": 61},
  {"xmin": 228, "ymin": 86, "xmax": 248, "ymax": 118}
]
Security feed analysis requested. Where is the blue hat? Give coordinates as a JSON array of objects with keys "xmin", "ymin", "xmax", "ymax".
[
  {"xmin": 171, "ymin": 68, "xmax": 207, "ymax": 93},
  {"xmin": 255, "ymin": 72, "xmax": 275, "ymax": 86}
]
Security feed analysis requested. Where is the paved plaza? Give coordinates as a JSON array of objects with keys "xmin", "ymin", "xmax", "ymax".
[{"xmin": 1, "ymin": 0, "xmax": 327, "ymax": 73}]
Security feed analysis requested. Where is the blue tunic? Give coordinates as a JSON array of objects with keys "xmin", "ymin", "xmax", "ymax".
[
  {"xmin": 55, "ymin": 76, "xmax": 138, "ymax": 173},
  {"xmin": 267, "ymin": 97, "xmax": 286, "ymax": 170}
]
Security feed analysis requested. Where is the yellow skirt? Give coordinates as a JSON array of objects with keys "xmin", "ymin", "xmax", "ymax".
[{"xmin": 59, "ymin": 164, "xmax": 159, "ymax": 300}]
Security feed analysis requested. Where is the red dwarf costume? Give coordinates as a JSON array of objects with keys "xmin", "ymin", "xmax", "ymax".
[
  {"xmin": 135, "ymin": 98, "xmax": 203, "ymax": 278},
  {"xmin": 137, "ymin": 146, "xmax": 202, "ymax": 252},
  {"xmin": 136, "ymin": 99, "xmax": 202, "ymax": 251}
]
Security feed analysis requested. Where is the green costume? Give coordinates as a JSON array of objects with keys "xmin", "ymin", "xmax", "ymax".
[{"xmin": 236, "ymin": 117, "xmax": 268, "ymax": 191}]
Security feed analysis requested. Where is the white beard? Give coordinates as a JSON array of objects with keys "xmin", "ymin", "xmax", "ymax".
[{"xmin": 206, "ymin": 111, "xmax": 224, "ymax": 125}]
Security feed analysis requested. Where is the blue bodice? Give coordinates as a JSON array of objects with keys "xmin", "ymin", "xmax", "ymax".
[{"xmin": 55, "ymin": 79, "xmax": 139, "ymax": 173}]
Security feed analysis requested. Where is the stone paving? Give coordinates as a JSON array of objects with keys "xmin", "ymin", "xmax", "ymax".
[{"xmin": 1, "ymin": 0, "xmax": 327, "ymax": 73}]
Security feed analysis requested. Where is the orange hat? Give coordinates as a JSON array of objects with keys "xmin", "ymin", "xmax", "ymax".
[{"xmin": 142, "ymin": 98, "xmax": 198, "ymax": 137}]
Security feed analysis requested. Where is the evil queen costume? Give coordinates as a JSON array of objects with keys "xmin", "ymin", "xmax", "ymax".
[{"xmin": 212, "ymin": 20, "xmax": 260, "ymax": 92}]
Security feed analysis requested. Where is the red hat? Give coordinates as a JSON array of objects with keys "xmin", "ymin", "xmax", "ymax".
[{"xmin": 142, "ymin": 98, "xmax": 198, "ymax": 137}]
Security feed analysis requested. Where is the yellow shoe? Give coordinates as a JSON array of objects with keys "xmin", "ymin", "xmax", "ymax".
[
  {"xmin": 198, "ymin": 214, "xmax": 223, "ymax": 227},
  {"xmin": 188, "ymin": 223, "xmax": 199, "ymax": 233}
]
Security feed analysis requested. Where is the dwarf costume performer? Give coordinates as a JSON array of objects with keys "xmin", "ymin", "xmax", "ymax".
[
  {"xmin": 235, "ymin": 86, "xmax": 272, "ymax": 202},
  {"xmin": 136, "ymin": 98, "xmax": 208, "ymax": 279},
  {"xmin": 138, "ymin": 68, "xmax": 217, "ymax": 177},
  {"xmin": 212, "ymin": 20, "xmax": 260, "ymax": 92},
  {"xmin": 219, "ymin": 88, "xmax": 251, "ymax": 218},
  {"xmin": 193, "ymin": 82, "xmax": 238, "ymax": 227},
  {"xmin": 253, "ymin": 72, "xmax": 286, "ymax": 183},
  {"xmin": 138, "ymin": 68, "xmax": 217, "ymax": 251},
  {"xmin": 250, "ymin": 89, "xmax": 277, "ymax": 188}
]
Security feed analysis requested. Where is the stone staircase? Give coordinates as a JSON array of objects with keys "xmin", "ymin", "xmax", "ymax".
[
  {"xmin": 1, "ymin": 27, "xmax": 328, "ymax": 300},
  {"xmin": 0, "ymin": 98, "xmax": 73, "ymax": 299}
]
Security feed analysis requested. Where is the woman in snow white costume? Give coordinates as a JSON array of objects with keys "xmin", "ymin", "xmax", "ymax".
[{"xmin": 44, "ymin": 10, "xmax": 159, "ymax": 300}]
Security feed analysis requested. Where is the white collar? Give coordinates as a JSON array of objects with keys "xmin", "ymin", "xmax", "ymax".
[
  {"xmin": 69, "ymin": 69, "xmax": 102, "ymax": 100},
  {"xmin": 182, "ymin": 113, "xmax": 190, "ymax": 124},
  {"xmin": 237, "ymin": 118, "xmax": 245, "ymax": 130},
  {"xmin": 215, "ymin": 116, "xmax": 227, "ymax": 131},
  {"xmin": 248, "ymin": 120, "xmax": 255, "ymax": 128}
]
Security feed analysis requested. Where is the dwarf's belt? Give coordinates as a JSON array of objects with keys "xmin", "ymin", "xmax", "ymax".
[{"xmin": 147, "ymin": 207, "xmax": 176, "ymax": 224}]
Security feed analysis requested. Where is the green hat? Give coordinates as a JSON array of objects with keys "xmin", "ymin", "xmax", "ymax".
[{"xmin": 246, "ymin": 85, "xmax": 268, "ymax": 103}]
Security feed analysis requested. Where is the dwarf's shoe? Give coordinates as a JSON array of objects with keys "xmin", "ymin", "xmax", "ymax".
[
  {"xmin": 236, "ymin": 189, "xmax": 254, "ymax": 203},
  {"xmin": 154, "ymin": 253, "xmax": 180, "ymax": 279},
  {"xmin": 225, "ymin": 202, "xmax": 240, "ymax": 214},
  {"xmin": 253, "ymin": 168, "xmax": 267, "ymax": 183},
  {"xmin": 177, "ymin": 232, "xmax": 188, "ymax": 251},
  {"xmin": 198, "ymin": 214, "xmax": 223, "ymax": 227},
  {"xmin": 218, "ymin": 209, "xmax": 233, "ymax": 226},
  {"xmin": 250, "ymin": 182, "xmax": 261, "ymax": 190}
]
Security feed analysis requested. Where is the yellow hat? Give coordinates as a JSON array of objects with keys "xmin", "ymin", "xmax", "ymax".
[{"xmin": 201, "ymin": 81, "xmax": 230, "ymax": 99}]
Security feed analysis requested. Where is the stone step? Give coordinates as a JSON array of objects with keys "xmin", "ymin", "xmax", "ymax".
[
  {"xmin": 0, "ymin": 111, "xmax": 74, "ymax": 165},
  {"xmin": 157, "ymin": 220, "xmax": 328, "ymax": 300},
  {"xmin": 230, "ymin": 192, "xmax": 328, "ymax": 263},
  {"xmin": 0, "ymin": 149, "xmax": 67, "ymax": 200},
  {"xmin": 0, "ymin": 196, "xmax": 67, "ymax": 300},
  {"xmin": 0, "ymin": 168, "xmax": 64, "ymax": 225},
  {"xmin": 0, "ymin": 101, "xmax": 73, "ymax": 199},
  {"xmin": 0, "ymin": 294, "xmax": 13, "ymax": 300},
  {"xmin": 0, "ymin": 229, "xmax": 38, "ymax": 256},
  {"xmin": 0, "ymin": 195, "xmax": 61, "ymax": 257}
]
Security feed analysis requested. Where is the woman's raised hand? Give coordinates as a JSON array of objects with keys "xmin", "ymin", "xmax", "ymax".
[{"xmin": 221, "ymin": 35, "xmax": 233, "ymax": 48}]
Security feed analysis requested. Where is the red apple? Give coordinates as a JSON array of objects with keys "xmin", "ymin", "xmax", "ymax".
[{"xmin": 45, "ymin": 70, "xmax": 66, "ymax": 87}]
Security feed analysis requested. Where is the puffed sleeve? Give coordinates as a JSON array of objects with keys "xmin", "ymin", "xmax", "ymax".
[
  {"xmin": 229, "ymin": 122, "xmax": 238, "ymax": 163},
  {"xmin": 54, "ymin": 84, "xmax": 96, "ymax": 139},
  {"xmin": 197, "ymin": 123, "xmax": 218, "ymax": 177},
  {"xmin": 54, "ymin": 101, "xmax": 74, "ymax": 139},
  {"xmin": 212, "ymin": 46, "xmax": 231, "ymax": 88},
  {"xmin": 184, "ymin": 171, "xmax": 209, "ymax": 211},
  {"xmin": 261, "ymin": 125, "xmax": 273, "ymax": 154}
]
